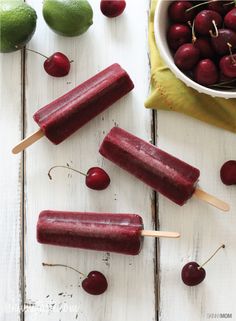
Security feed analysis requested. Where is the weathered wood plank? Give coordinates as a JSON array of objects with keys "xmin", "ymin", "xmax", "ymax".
[
  {"xmin": 0, "ymin": 51, "xmax": 23, "ymax": 320},
  {"xmin": 24, "ymin": 1, "xmax": 155, "ymax": 320},
  {"xmin": 157, "ymin": 111, "xmax": 236, "ymax": 321}
]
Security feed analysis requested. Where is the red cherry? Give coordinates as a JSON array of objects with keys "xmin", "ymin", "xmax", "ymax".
[
  {"xmin": 182, "ymin": 262, "xmax": 206, "ymax": 286},
  {"xmin": 167, "ymin": 24, "xmax": 191, "ymax": 51},
  {"xmin": 82, "ymin": 271, "xmax": 108, "ymax": 295},
  {"xmin": 48, "ymin": 165, "xmax": 110, "ymax": 191},
  {"xmin": 208, "ymin": 1, "xmax": 234, "ymax": 15},
  {"xmin": 194, "ymin": 10, "xmax": 222, "ymax": 36},
  {"xmin": 220, "ymin": 160, "xmax": 236, "ymax": 185},
  {"xmin": 181, "ymin": 245, "xmax": 225, "ymax": 287},
  {"xmin": 168, "ymin": 1, "xmax": 195, "ymax": 23},
  {"xmin": 220, "ymin": 54, "xmax": 236, "ymax": 78},
  {"xmin": 44, "ymin": 52, "xmax": 71, "ymax": 77},
  {"xmin": 86, "ymin": 167, "xmax": 110, "ymax": 190},
  {"xmin": 194, "ymin": 59, "xmax": 219, "ymax": 85},
  {"xmin": 100, "ymin": 0, "xmax": 126, "ymax": 18},
  {"xmin": 194, "ymin": 37, "xmax": 215, "ymax": 58},
  {"xmin": 224, "ymin": 8, "xmax": 236, "ymax": 32},
  {"xmin": 174, "ymin": 43, "xmax": 200, "ymax": 71},
  {"xmin": 211, "ymin": 29, "xmax": 236, "ymax": 56}
]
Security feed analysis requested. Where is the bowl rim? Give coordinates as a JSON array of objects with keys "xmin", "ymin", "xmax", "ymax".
[{"xmin": 154, "ymin": 0, "xmax": 236, "ymax": 99}]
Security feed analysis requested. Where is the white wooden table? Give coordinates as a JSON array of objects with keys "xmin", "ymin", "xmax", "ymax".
[{"xmin": 1, "ymin": 1, "xmax": 235, "ymax": 320}]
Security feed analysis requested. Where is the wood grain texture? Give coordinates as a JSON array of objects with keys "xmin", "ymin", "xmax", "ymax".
[
  {"xmin": 0, "ymin": 52, "xmax": 23, "ymax": 320},
  {"xmin": 157, "ymin": 111, "xmax": 236, "ymax": 321},
  {"xmin": 24, "ymin": 1, "xmax": 155, "ymax": 321}
]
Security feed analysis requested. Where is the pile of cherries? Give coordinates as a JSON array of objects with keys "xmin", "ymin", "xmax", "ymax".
[{"xmin": 167, "ymin": 0, "xmax": 236, "ymax": 88}]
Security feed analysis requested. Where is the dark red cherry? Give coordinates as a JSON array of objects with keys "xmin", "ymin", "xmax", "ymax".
[
  {"xmin": 211, "ymin": 29, "xmax": 236, "ymax": 56},
  {"xmin": 181, "ymin": 262, "xmax": 206, "ymax": 286},
  {"xmin": 44, "ymin": 52, "xmax": 71, "ymax": 77},
  {"xmin": 194, "ymin": 10, "xmax": 222, "ymax": 36},
  {"xmin": 167, "ymin": 24, "xmax": 191, "ymax": 50},
  {"xmin": 220, "ymin": 54, "xmax": 236, "ymax": 78},
  {"xmin": 100, "ymin": 0, "xmax": 126, "ymax": 18},
  {"xmin": 194, "ymin": 37, "xmax": 215, "ymax": 58},
  {"xmin": 174, "ymin": 43, "xmax": 200, "ymax": 71},
  {"xmin": 208, "ymin": 1, "xmax": 234, "ymax": 15},
  {"xmin": 220, "ymin": 160, "xmax": 236, "ymax": 185},
  {"xmin": 181, "ymin": 245, "xmax": 225, "ymax": 287},
  {"xmin": 194, "ymin": 59, "xmax": 219, "ymax": 85},
  {"xmin": 224, "ymin": 8, "xmax": 236, "ymax": 32},
  {"xmin": 82, "ymin": 271, "xmax": 108, "ymax": 295},
  {"xmin": 168, "ymin": 1, "xmax": 195, "ymax": 23},
  {"xmin": 86, "ymin": 167, "xmax": 111, "ymax": 190}
]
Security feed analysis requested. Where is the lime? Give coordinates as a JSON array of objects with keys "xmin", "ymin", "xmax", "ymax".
[
  {"xmin": 43, "ymin": 0, "xmax": 93, "ymax": 37},
  {"xmin": 0, "ymin": 0, "xmax": 37, "ymax": 53}
]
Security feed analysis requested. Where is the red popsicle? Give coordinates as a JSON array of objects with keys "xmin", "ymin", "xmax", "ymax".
[
  {"xmin": 37, "ymin": 210, "xmax": 180, "ymax": 255},
  {"xmin": 99, "ymin": 127, "xmax": 229, "ymax": 211},
  {"xmin": 12, "ymin": 64, "xmax": 134, "ymax": 153}
]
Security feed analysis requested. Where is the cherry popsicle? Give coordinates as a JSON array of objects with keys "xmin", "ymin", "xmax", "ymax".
[
  {"xmin": 37, "ymin": 211, "xmax": 180, "ymax": 255},
  {"xmin": 99, "ymin": 127, "xmax": 229, "ymax": 212},
  {"xmin": 12, "ymin": 64, "xmax": 134, "ymax": 153}
]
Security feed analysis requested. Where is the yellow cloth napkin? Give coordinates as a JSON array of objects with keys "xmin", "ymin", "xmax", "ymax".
[{"xmin": 145, "ymin": 0, "xmax": 236, "ymax": 133}]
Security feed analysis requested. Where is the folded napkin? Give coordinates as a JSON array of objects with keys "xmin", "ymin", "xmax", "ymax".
[{"xmin": 145, "ymin": 0, "xmax": 236, "ymax": 133}]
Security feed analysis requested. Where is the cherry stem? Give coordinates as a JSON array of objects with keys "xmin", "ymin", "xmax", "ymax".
[
  {"xmin": 189, "ymin": 20, "xmax": 197, "ymax": 43},
  {"xmin": 223, "ymin": 1, "xmax": 235, "ymax": 6},
  {"xmin": 25, "ymin": 48, "xmax": 48, "ymax": 59},
  {"xmin": 198, "ymin": 244, "xmax": 225, "ymax": 270},
  {"xmin": 227, "ymin": 42, "xmax": 236, "ymax": 64},
  {"xmin": 185, "ymin": 0, "xmax": 218, "ymax": 12},
  {"xmin": 209, "ymin": 20, "xmax": 219, "ymax": 38},
  {"xmin": 211, "ymin": 78, "xmax": 236, "ymax": 87},
  {"xmin": 42, "ymin": 263, "xmax": 86, "ymax": 277},
  {"xmin": 48, "ymin": 165, "xmax": 87, "ymax": 180}
]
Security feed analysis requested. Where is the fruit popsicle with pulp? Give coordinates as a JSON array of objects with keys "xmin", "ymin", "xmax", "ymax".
[
  {"xmin": 12, "ymin": 64, "xmax": 134, "ymax": 153},
  {"xmin": 99, "ymin": 127, "xmax": 229, "ymax": 211},
  {"xmin": 37, "ymin": 211, "xmax": 180, "ymax": 255}
]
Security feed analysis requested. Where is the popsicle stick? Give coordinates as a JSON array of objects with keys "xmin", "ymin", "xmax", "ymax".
[
  {"xmin": 194, "ymin": 188, "xmax": 230, "ymax": 212},
  {"xmin": 141, "ymin": 230, "xmax": 180, "ymax": 238},
  {"xmin": 12, "ymin": 129, "xmax": 44, "ymax": 154}
]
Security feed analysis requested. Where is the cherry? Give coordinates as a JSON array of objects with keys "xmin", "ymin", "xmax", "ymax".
[
  {"xmin": 194, "ymin": 10, "xmax": 222, "ymax": 36},
  {"xmin": 208, "ymin": 1, "xmax": 234, "ymax": 15},
  {"xmin": 85, "ymin": 167, "xmax": 111, "ymax": 190},
  {"xmin": 82, "ymin": 271, "xmax": 108, "ymax": 295},
  {"xmin": 100, "ymin": 0, "xmax": 126, "ymax": 18},
  {"xmin": 42, "ymin": 263, "xmax": 108, "ymax": 295},
  {"xmin": 25, "ymin": 48, "xmax": 72, "ymax": 77},
  {"xmin": 220, "ymin": 160, "xmax": 236, "ymax": 185},
  {"xmin": 174, "ymin": 43, "xmax": 200, "ymax": 71},
  {"xmin": 181, "ymin": 244, "xmax": 225, "ymax": 286},
  {"xmin": 44, "ymin": 52, "xmax": 71, "ymax": 77},
  {"xmin": 167, "ymin": 24, "xmax": 191, "ymax": 51},
  {"xmin": 211, "ymin": 29, "xmax": 236, "ymax": 56},
  {"xmin": 48, "ymin": 165, "xmax": 110, "ymax": 190},
  {"xmin": 168, "ymin": 1, "xmax": 195, "ymax": 23},
  {"xmin": 220, "ymin": 54, "xmax": 236, "ymax": 78},
  {"xmin": 194, "ymin": 37, "xmax": 215, "ymax": 58},
  {"xmin": 224, "ymin": 8, "xmax": 236, "ymax": 32},
  {"xmin": 194, "ymin": 59, "xmax": 219, "ymax": 85}
]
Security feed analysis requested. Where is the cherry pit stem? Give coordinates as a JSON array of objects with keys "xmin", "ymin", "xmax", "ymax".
[
  {"xmin": 209, "ymin": 20, "xmax": 219, "ymax": 38},
  {"xmin": 25, "ymin": 48, "xmax": 48, "ymax": 59},
  {"xmin": 48, "ymin": 165, "xmax": 87, "ymax": 180},
  {"xmin": 186, "ymin": 0, "xmax": 219, "ymax": 13},
  {"xmin": 198, "ymin": 244, "xmax": 225, "ymax": 270},
  {"xmin": 188, "ymin": 20, "xmax": 197, "ymax": 43},
  {"xmin": 227, "ymin": 42, "xmax": 236, "ymax": 64},
  {"xmin": 42, "ymin": 263, "xmax": 86, "ymax": 277}
]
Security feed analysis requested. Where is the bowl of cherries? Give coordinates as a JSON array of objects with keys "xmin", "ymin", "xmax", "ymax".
[{"xmin": 154, "ymin": 0, "xmax": 236, "ymax": 98}]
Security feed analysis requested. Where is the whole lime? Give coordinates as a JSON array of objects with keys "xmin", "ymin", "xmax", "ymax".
[
  {"xmin": 0, "ymin": 0, "xmax": 37, "ymax": 53},
  {"xmin": 43, "ymin": 0, "xmax": 93, "ymax": 37}
]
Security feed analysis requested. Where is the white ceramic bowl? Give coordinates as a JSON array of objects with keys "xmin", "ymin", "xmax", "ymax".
[{"xmin": 154, "ymin": 0, "xmax": 236, "ymax": 99}]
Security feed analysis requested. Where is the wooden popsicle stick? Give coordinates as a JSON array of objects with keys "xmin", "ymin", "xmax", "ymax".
[
  {"xmin": 194, "ymin": 188, "xmax": 230, "ymax": 212},
  {"xmin": 12, "ymin": 129, "xmax": 44, "ymax": 154},
  {"xmin": 141, "ymin": 230, "xmax": 180, "ymax": 238}
]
